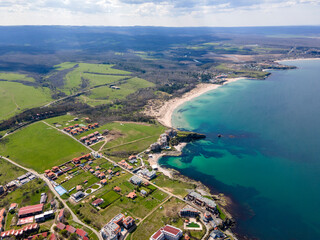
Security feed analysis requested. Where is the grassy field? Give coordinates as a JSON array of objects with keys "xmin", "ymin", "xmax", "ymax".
[
  {"xmin": 61, "ymin": 171, "xmax": 99, "ymax": 191},
  {"xmin": 0, "ymin": 72, "xmax": 35, "ymax": 82},
  {"xmin": 153, "ymin": 174, "xmax": 196, "ymax": 198},
  {"xmin": 101, "ymin": 122, "xmax": 165, "ymax": 151},
  {"xmin": 0, "ymin": 81, "xmax": 52, "ymax": 121},
  {"xmin": 60, "ymin": 63, "xmax": 132, "ymax": 94},
  {"xmin": 0, "ymin": 122, "xmax": 89, "ymax": 172},
  {"xmin": 131, "ymin": 197, "xmax": 186, "ymax": 240},
  {"xmin": 99, "ymin": 190, "xmax": 121, "ymax": 208},
  {"xmin": 44, "ymin": 114, "xmax": 76, "ymax": 127},
  {"xmin": 81, "ymin": 77, "xmax": 155, "ymax": 106},
  {"xmin": 0, "ymin": 158, "xmax": 26, "ymax": 184}
]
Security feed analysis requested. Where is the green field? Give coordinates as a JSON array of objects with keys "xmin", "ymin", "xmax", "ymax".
[
  {"xmin": 101, "ymin": 122, "xmax": 165, "ymax": 151},
  {"xmin": 58, "ymin": 63, "xmax": 132, "ymax": 94},
  {"xmin": 61, "ymin": 171, "xmax": 98, "ymax": 191},
  {"xmin": 0, "ymin": 72, "xmax": 35, "ymax": 82},
  {"xmin": 153, "ymin": 174, "xmax": 196, "ymax": 198},
  {"xmin": 0, "ymin": 81, "xmax": 52, "ymax": 120},
  {"xmin": 0, "ymin": 158, "xmax": 26, "ymax": 184},
  {"xmin": 80, "ymin": 77, "xmax": 155, "ymax": 106},
  {"xmin": 0, "ymin": 122, "xmax": 89, "ymax": 172},
  {"xmin": 99, "ymin": 190, "xmax": 121, "ymax": 208}
]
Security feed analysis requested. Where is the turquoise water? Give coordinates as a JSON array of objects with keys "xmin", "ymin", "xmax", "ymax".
[{"xmin": 159, "ymin": 60, "xmax": 320, "ymax": 240}]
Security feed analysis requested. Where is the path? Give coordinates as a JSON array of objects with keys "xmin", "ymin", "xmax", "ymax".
[{"xmin": 0, "ymin": 156, "xmax": 103, "ymax": 240}]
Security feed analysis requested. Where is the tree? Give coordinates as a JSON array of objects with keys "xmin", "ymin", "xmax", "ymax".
[{"xmin": 69, "ymin": 233, "xmax": 78, "ymax": 240}]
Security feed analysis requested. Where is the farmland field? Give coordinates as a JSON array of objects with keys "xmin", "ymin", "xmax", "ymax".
[
  {"xmin": 0, "ymin": 122, "xmax": 89, "ymax": 172},
  {"xmin": 0, "ymin": 81, "xmax": 52, "ymax": 120},
  {"xmin": 0, "ymin": 72, "xmax": 35, "ymax": 82},
  {"xmin": 0, "ymin": 158, "xmax": 26, "ymax": 184},
  {"xmin": 99, "ymin": 190, "xmax": 121, "ymax": 208},
  {"xmin": 59, "ymin": 63, "xmax": 132, "ymax": 93},
  {"xmin": 79, "ymin": 77, "xmax": 155, "ymax": 106},
  {"xmin": 61, "ymin": 171, "xmax": 98, "ymax": 191}
]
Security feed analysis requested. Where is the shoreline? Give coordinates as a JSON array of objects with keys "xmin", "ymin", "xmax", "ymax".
[
  {"xmin": 275, "ymin": 57, "xmax": 320, "ymax": 63},
  {"xmin": 147, "ymin": 77, "xmax": 246, "ymax": 128}
]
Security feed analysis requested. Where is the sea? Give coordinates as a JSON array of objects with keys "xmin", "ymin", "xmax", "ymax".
[{"xmin": 159, "ymin": 59, "xmax": 320, "ymax": 240}]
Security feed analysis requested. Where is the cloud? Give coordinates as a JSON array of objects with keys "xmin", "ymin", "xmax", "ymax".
[{"xmin": 0, "ymin": 0, "xmax": 319, "ymax": 26}]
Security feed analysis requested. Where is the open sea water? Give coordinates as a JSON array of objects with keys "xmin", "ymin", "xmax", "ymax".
[{"xmin": 159, "ymin": 60, "xmax": 320, "ymax": 240}]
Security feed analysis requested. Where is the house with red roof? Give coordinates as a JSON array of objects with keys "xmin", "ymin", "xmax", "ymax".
[
  {"xmin": 56, "ymin": 222, "xmax": 66, "ymax": 231},
  {"xmin": 66, "ymin": 225, "xmax": 76, "ymax": 234},
  {"xmin": 58, "ymin": 209, "xmax": 65, "ymax": 222},
  {"xmin": 76, "ymin": 229, "xmax": 88, "ymax": 239},
  {"xmin": 150, "ymin": 225, "xmax": 183, "ymax": 240},
  {"xmin": 91, "ymin": 198, "xmax": 104, "ymax": 207}
]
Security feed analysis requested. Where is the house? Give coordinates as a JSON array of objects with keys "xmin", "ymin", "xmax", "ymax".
[
  {"xmin": 99, "ymin": 173, "xmax": 106, "ymax": 179},
  {"xmin": 94, "ymin": 131, "xmax": 100, "ymax": 136},
  {"xmin": 34, "ymin": 210, "xmax": 54, "ymax": 223},
  {"xmin": 141, "ymin": 190, "xmax": 147, "ymax": 196},
  {"xmin": 76, "ymin": 229, "xmax": 88, "ymax": 239},
  {"xmin": 72, "ymin": 191, "xmax": 84, "ymax": 201},
  {"xmin": 76, "ymin": 185, "xmax": 83, "ymax": 191},
  {"xmin": 92, "ymin": 198, "xmax": 104, "ymax": 207},
  {"xmin": 1, "ymin": 223, "xmax": 39, "ymax": 238},
  {"xmin": 9, "ymin": 203, "xmax": 18, "ymax": 212},
  {"xmin": 52, "ymin": 166, "xmax": 59, "ymax": 172},
  {"xmin": 56, "ymin": 222, "xmax": 66, "ymax": 231},
  {"xmin": 150, "ymin": 143, "xmax": 161, "ymax": 152},
  {"xmin": 18, "ymin": 204, "xmax": 43, "ymax": 218},
  {"xmin": 203, "ymin": 212, "xmax": 212, "ymax": 222},
  {"xmin": 179, "ymin": 207, "xmax": 200, "ymax": 218},
  {"xmin": 123, "ymin": 216, "xmax": 134, "ymax": 229},
  {"xmin": 113, "ymin": 186, "xmax": 121, "ymax": 192},
  {"xmin": 128, "ymin": 155, "xmax": 137, "ymax": 164},
  {"xmin": 100, "ymin": 179, "xmax": 107, "ymax": 185},
  {"xmin": 0, "ymin": 185, "xmax": 5, "ymax": 195},
  {"xmin": 150, "ymin": 225, "xmax": 183, "ymax": 240},
  {"xmin": 126, "ymin": 191, "xmax": 137, "ymax": 199},
  {"xmin": 58, "ymin": 209, "xmax": 65, "ymax": 222},
  {"xmin": 66, "ymin": 225, "xmax": 76, "ymax": 234},
  {"xmin": 139, "ymin": 169, "xmax": 156, "ymax": 180},
  {"xmin": 209, "ymin": 230, "xmax": 225, "ymax": 240},
  {"xmin": 129, "ymin": 176, "xmax": 142, "ymax": 185},
  {"xmin": 40, "ymin": 193, "xmax": 47, "ymax": 204},
  {"xmin": 6, "ymin": 180, "xmax": 18, "ymax": 190}
]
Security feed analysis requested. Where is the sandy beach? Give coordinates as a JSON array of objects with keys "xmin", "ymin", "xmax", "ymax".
[{"xmin": 146, "ymin": 77, "xmax": 245, "ymax": 128}]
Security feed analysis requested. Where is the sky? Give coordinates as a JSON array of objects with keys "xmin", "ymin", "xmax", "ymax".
[{"xmin": 1, "ymin": 0, "xmax": 320, "ymax": 27}]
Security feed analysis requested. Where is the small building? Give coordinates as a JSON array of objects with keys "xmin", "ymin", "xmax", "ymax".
[
  {"xmin": 141, "ymin": 190, "xmax": 147, "ymax": 196},
  {"xmin": 123, "ymin": 216, "xmax": 134, "ymax": 229},
  {"xmin": 72, "ymin": 191, "xmax": 84, "ymax": 201},
  {"xmin": 76, "ymin": 185, "xmax": 83, "ymax": 191},
  {"xmin": 113, "ymin": 186, "xmax": 121, "ymax": 192},
  {"xmin": 40, "ymin": 193, "xmax": 47, "ymax": 204},
  {"xmin": 129, "ymin": 176, "xmax": 142, "ymax": 186},
  {"xmin": 92, "ymin": 198, "xmax": 104, "ymax": 207},
  {"xmin": 150, "ymin": 225, "xmax": 183, "ymax": 240},
  {"xmin": 203, "ymin": 212, "xmax": 212, "ymax": 222},
  {"xmin": 52, "ymin": 166, "xmax": 59, "ymax": 172},
  {"xmin": 0, "ymin": 185, "xmax": 5, "ymax": 195},
  {"xmin": 56, "ymin": 222, "xmax": 66, "ymax": 231},
  {"xmin": 126, "ymin": 191, "xmax": 137, "ymax": 199},
  {"xmin": 9, "ymin": 203, "xmax": 18, "ymax": 212},
  {"xmin": 66, "ymin": 225, "xmax": 76, "ymax": 234},
  {"xmin": 58, "ymin": 209, "xmax": 65, "ymax": 222},
  {"xmin": 180, "ymin": 207, "xmax": 200, "ymax": 218},
  {"xmin": 76, "ymin": 229, "xmax": 88, "ymax": 239},
  {"xmin": 209, "ymin": 230, "xmax": 225, "ymax": 240},
  {"xmin": 100, "ymin": 179, "xmax": 107, "ymax": 185},
  {"xmin": 139, "ymin": 169, "xmax": 156, "ymax": 180}
]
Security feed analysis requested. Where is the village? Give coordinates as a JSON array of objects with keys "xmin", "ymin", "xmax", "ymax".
[{"xmin": 0, "ymin": 115, "xmax": 233, "ymax": 240}]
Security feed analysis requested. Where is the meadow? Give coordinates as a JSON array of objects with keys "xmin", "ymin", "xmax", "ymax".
[
  {"xmin": 58, "ymin": 62, "xmax": 132, "ymax": 93},
  {"xmin": 0, "ymin": 158, "xmax": 26, "ymax": 184},
  {"xmin": 80, "ymin": 77, "xmax": 155, "ymax": 106},
  {"xmin": 0, "ymin": 122, "xmax": 89, "ymax": 172},
  {"xmin": 0, "ymin": 81, "xmax": 52, "ymax": 120},
  {"xmin": 0, "ymin": 72, "xmax": 35, "ymax": 82}
]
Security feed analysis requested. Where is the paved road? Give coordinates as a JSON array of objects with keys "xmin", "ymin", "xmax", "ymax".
[{"xmin": 0, "ymin": 156, "xmax": 103, "ymax": 240}]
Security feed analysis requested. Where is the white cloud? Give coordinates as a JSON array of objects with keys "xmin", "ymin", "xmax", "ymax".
[{"xmin": 0, "ymin": 0, "xmax": 319, "ymax": 26}]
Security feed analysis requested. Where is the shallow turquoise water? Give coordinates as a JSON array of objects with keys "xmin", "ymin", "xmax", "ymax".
[{"xmin": 159, "ymin": 60, "xmax": 320, "ymax": 240}]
